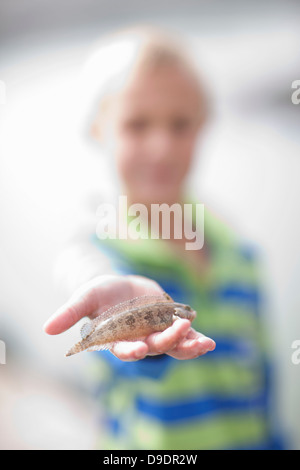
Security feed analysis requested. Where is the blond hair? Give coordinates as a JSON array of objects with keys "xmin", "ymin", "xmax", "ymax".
[{"xmin": 77, "ymin": 24, "xmax": 209, "ymax": 139}]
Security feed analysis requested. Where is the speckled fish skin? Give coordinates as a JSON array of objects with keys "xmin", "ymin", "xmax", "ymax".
[{"xmin": 65, "ymin": 292, "xmax": 197, "ymax": 357}]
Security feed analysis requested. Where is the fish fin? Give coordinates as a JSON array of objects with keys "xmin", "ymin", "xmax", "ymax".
[
  {"xmin": 163, "ymin": 292, "xmax": 174, "ymax": 302},
  {"xmin": 85, "ymin": 342, "xmax": 116, "ymax": 352},
  {"xmin": 91, "ymin": 292, "xmax": 174, "ymax": 326},
  {"xmin": 86, "ymin": 339, "xmax": 147, "ymax": 353},
  {"xmin": 65, "ymin": 339, "xmax": 111, "ymax": 356},
  {"xmin": 80, "ymin": 321, "xmax": 93, "ymax": 339}
]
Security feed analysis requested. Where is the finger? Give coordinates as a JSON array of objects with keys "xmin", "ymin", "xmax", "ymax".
[
  {"xmin": 168, "ymin": 334, "xmax": 216, "ymax": 360},
  {"xmin": 43, "ymin": 294, "xmax": 92, "ymax": 335},
  {"xmin": 145, "ymin": 318, "xmax": 191, "ymax": 355},
  {"xmin": 110, "ymin": 340, "xmax": 149, "ymax": 362}
]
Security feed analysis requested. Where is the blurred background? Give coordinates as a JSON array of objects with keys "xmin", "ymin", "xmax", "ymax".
[{"xmin": 0, "ymin": 0, "xmax": 300, "ymax": 449}]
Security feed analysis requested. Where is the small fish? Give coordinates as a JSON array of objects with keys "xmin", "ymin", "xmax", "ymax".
[{"xmin": 65, "ymin": 292, "xmax": 196, "ymax": 357}]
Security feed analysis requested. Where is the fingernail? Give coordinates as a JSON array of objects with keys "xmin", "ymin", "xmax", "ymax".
[
  {"xmin": 198, "ymin": 337, "xmax": 216, "ymax": 351},
  {"xmin": 198, "ymin": 336, "xmax": 212, "ymax": 343}
]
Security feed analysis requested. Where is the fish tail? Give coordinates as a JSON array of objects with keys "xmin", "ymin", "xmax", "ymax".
[
  {"xmin": 65, "ymin": 340, "xmax": 85, "ymax": 357},
  {"xmin": 65, "ymin": 338, "xmax": 113, "ymax": 357}
]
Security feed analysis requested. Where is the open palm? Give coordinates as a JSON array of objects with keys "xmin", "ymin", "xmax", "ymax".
[{"xmin": 43, "ymin": 274, "xmax": 215, "ymax": 361}]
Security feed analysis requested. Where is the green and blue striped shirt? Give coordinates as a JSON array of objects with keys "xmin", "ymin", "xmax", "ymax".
[{"xmin": 88, "ymin": 200, "xmax": 284, "ymax": 449}]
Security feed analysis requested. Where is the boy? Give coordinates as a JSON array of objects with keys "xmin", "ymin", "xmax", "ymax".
[{"xmin": 44, "ymin": 25, "xmax": 284, "ymax": 449}]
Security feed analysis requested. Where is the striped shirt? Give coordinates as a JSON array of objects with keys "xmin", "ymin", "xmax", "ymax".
[{"xmin": 87, "ymin": 200, "xmax": 284, "ymax": 450}]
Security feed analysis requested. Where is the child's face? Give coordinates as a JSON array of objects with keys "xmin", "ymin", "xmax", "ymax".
[{"xmin": 97, "ymin": 64, "xmax": 204, "ymax": 204}]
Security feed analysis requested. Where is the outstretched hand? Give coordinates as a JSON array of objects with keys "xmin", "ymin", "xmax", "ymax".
[{"xmin": 43, "ymin": 274, "xmax": 215, "ymax": 361}]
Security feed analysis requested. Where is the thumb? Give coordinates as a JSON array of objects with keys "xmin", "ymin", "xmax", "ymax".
[
  {"xmin": 43, "ymin": 274, "xmax": 117, "ymax": 335},
  {"xmin": 43, "ymin": 290, "xmax": 95, "ymax": 335}
]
